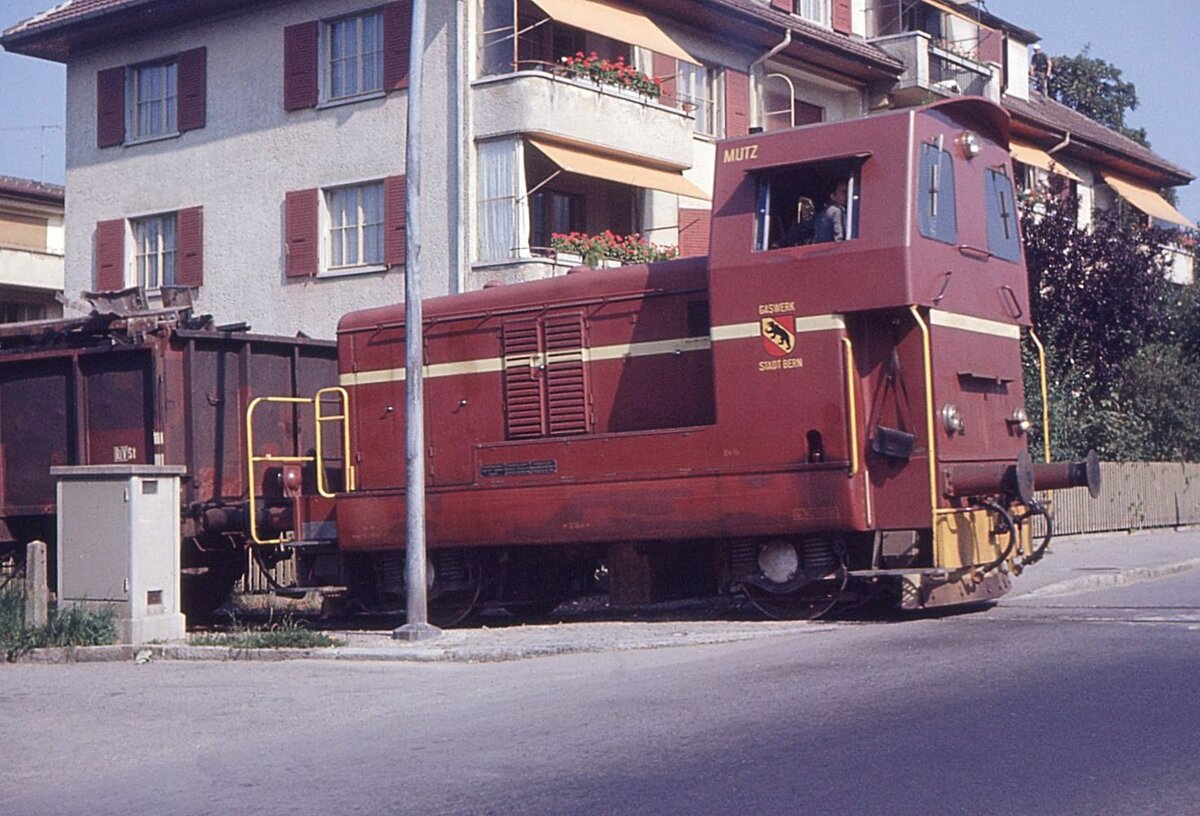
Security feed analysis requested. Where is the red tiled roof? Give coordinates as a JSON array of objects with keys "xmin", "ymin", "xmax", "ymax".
[
  {"xmin": 5, "ymin": 0, "xmax": 905, "ymax": 78},
  {"xmin": 0, "ymin": 175, "xmax": 65, "ymax": 206},
  {"xmin": 4, "ymin": 0, "xmax": 133, "ymax": 38},
  {"xmin": 1003, "ymin": 92, "xmax": 1193, "ymax": 186}
]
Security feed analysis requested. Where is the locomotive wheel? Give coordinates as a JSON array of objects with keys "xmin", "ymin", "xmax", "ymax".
[
  {"xmin": 741, "ymin": 538, "xmax": 849, "ymax": 621},
  {"xmin": 426, "ymin": 572, "xmax": 484, "ymax": 628},
  {"xmin": 744, "ymin": 579, "xmax": 847, "ymax": 621},
  {"xmin": 423, "ymin": 549, "xmax": 486, "ymax": 627}
]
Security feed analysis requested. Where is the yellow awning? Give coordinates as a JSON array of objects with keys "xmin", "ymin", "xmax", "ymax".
[
  {"xmin": 529, "ymin": 0, "xmax": 698, "ymax": 64},
  {"xmin": 1103, "ymin": 173, "xmax": 1196, "ymax": 229},
  {"xmin": 529, "ymin": 138, "xmax": 710, "ymax": 200},
  {"xmin": 1010, "ymin": 141, "xmax": 1083, "ymax": 182}
]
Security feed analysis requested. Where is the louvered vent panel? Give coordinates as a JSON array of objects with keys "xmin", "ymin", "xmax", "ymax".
[
  {"xmin": 544, "ymin": 314, "xmax": 590, "ymax": 436},
  {"xmin": 503, "ymin": 319, "xmax": 545, "ymax": 439}
]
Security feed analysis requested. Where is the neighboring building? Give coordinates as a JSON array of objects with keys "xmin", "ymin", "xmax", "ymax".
[
  {"xmin": 0, "ymin": 176, "xmax": 64, "ymax": 323},
  {"xmin": 1, "ymin": 0, "xmax": 1193, "ymax": 336}
]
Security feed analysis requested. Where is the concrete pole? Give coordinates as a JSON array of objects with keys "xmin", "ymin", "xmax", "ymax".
[
  {"xmin": 24, "ymin": 540, "xmax": 48, "ymax": 628},
  {"xmin": 393, "ymin": 0, "xmax": 440, "ymax": 642}
]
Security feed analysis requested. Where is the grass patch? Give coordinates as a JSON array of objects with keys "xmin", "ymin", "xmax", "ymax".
[
  {"xmin": 191, "ymin": 614, "xmax": 344, "ymax": 650},
  {"xmin": 1, "ymin": 586, "xmax": 117, "ymax": 662}
]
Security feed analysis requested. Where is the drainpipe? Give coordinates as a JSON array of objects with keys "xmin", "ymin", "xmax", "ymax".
[
  {"xmin": 750, "ymin": 29, "xmax": 792, "ymax": 128},
  {"xmin": 1047, "ymin": 131, "xmax": 1071, "ymax": 154}
]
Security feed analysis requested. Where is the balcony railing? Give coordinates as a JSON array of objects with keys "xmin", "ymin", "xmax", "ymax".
[{"xmin": 869, "ymin": 30, "xmax": 996, "ymax": 105}]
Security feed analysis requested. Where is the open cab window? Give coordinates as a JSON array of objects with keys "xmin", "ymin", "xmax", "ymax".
[{"xmin": 755, "ymin": 157, "xmax": 864, "ymax": 251}]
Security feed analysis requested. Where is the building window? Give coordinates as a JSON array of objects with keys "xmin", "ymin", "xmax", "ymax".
[
  {"xmin": 327, "ymin": 11, "xmax": 385, "ymax": 100},
  {"xmin": 132, "ymin": 213, "xmax": 178, "ymax": 289},
  {"xmin": 794, "ymin": 0, "xmax": 831, "ymax": 27},
  {"xmin": 130, "ymin": 61, "xmax": 177, "ymax": 140},
  {"xmin": 327, "ymin": 182, "xmax": 385, "ymax": 269},
  {"xmin": 530, "ymin": 190, "xmax": 585, "ymax": 250},
  {"xmin": 917, "ymin": 142, "xmax": 957, "ymax": 245},
  {"xmin": 0, "ymin": 303, "xmax": 47, "ymax": 324},
  {"xmin": 678, "ymin": 63, "xmax": 718, "ymax": 137},
  {"xmin": 477, "ymin": 138, "xmax": 527, "ymax": 261}
]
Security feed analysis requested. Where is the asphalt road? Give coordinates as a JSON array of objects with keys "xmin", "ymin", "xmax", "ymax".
[{"xmin": 4, "ymin": 565, "xmax": 1200, "ymax": 815}]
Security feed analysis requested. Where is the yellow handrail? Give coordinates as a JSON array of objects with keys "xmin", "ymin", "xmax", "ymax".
[
  {"xmin": 314, "ymin": 386, "xmax": 356, "ymax": 496},
  {"xmin": 908, "ymin": 305, "xmax": 940, "ymax": 523},
  {"xmin": 1027, "ymin": 329, "xmax": 1052, "ymax": 463},
  {"xmin": 840, "ymin": 335, "xmax": 859, "ymax": 477},
  {"xmin": 245, "ymin": 391, "xmax": 354, "ymax": 546}
]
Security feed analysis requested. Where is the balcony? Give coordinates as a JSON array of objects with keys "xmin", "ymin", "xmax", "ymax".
[
  {"xmin": 472, "ymin": 70, "xmax": 696, "ymax": 169},
  {"xmin": 870, "ymin": 31, "xmax": 997, "ymax": 107}
]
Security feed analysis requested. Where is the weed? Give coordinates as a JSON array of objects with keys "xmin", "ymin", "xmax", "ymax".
[
  {"xmin": 1, "ymin": 586, "xmax": 117, "ymax": 662},
  {"xmin": 190, "ymin": 613, "xmax": 344, "ymax": 650}
]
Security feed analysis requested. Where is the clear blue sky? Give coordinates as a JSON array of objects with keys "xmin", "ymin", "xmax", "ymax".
[{"xmin": 0, "ymin": 0, "xmax": 1197, "ymax": 219}]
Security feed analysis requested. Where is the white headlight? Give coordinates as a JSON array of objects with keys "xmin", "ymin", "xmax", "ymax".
[{"xmin": 941, "ymin": 404, "xmax": 965, "ymax": 435}]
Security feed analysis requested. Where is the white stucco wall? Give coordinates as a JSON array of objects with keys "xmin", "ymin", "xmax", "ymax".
[{"xmin": 64, "ymin": 0, "xmax": 459, "ymax": 338}]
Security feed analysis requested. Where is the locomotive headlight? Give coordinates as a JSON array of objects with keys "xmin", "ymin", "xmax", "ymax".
[
  {"xmin": 1009, "ymin": 407, "xmax": 1032, "ymax": 433},
  {"xmin": 958, "ymin": 131, "xmax": 981, "ymax": 158},
  {"xmin": 941, "ymin": 403, "xmax": 965, "ymax": 435}
]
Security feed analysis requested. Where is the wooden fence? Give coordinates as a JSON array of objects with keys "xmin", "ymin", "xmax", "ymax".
[{"xmin": 1035, "ymin": 462, "xmax": 1200, "ymax": 536}]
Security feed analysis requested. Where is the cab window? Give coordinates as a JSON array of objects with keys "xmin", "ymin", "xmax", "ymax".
[
  {"xmin": 917, "ymin": 142, "xmax": 957, "ymax": 245},
  {"xmin": 754, "ymin": 157, "xmax": 863, "ymax": 251},
  {"xmin": 985, "ymin": 167, "xmax": 1022, "ymax": 262}
]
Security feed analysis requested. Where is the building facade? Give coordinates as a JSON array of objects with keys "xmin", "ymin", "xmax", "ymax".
[
  {"xmin": 2, "ymin": 0, "xmax": 1193, "ymax": 336},
  {"xmin": 0, "ymin": 176, "xmax": 64, "ymax": 322}
]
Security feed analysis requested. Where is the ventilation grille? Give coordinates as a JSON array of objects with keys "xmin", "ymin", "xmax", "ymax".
[
  {"xmin": 544, "ymin": 315, "xmax": 588, "ymax": 436},
  {"xmin": 503, "ymin": 319, "xmax": 545, "ymax": 439},
  {"xmin": 502, "ymin": 314, "xmax": 591, "ymax": 440}
]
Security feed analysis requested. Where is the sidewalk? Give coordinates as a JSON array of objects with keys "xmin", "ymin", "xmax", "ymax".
[{"xmin": 16, "ymin": 529, "xmax": 1200, "ymax": 665}]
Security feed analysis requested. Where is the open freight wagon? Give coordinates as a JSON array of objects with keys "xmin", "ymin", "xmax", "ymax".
[{"xmin": 0, "ymin": 293, "xmax": 338, "ymax": 615}]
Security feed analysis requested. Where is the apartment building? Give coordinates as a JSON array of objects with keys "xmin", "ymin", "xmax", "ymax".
[
  {"xmin": 2, "ymin": 0, "xmax": 1193, "ymax": 336},
  {"xmin": 0, "ymin": 176, "xmax": 64, "ymax": 323}
]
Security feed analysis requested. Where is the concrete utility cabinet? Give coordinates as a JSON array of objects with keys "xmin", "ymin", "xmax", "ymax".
[{"xmin": 53, "ymin": 465, "xmax": 187, "ymax": 644}]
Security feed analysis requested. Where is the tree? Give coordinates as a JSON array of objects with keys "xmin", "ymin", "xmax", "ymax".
[
  {"xmin": 1047, "ymin": 46, "xmax": 1149, "ymax": 147},
  {"xmin": 1019, "ymin": 196, "xmax": 1200, "ymax": 461}
]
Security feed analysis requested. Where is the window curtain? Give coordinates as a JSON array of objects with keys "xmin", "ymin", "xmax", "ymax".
[{"xmin": 477, "ymin": 137, "xmax": 529, "ymax": 261}]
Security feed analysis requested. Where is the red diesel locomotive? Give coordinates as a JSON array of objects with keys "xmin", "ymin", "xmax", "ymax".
[{"xmin": 274, "ymin": 98, "xmax": 1098, "ymax": 621}]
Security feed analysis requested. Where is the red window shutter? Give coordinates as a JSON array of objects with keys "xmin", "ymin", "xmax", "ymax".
[
  {"xmin": 383, "ymin": 1, "xmax": 412, "ymax": 92},
  {"xmin": 977, "ymin": 29, "xmax": 1004, "ymax": 65},
  {"xmin": 283, "ymin": 21, "xmax": 319, "ymax": 111},
  {"xmin": 96, "ymin": 67, "xmax": 125, "ymax": 148},
  {"xmin": 832, "ymin": 0, "xmax": 853, "ymax": 34},
  {"xmin": 678, "ymin": 208, "xmax": 711, "ymax": 258},
  {"xmin": 770, "ymin": 0, "xmax": 791, "ymax": 11},
  {"xmin": 285, "ymin": 189, "xmax": 319, "ymax": 278},
  {"xmin": 724, "ymin": 69, "xmax": 750, "ymax": 138},
  {"xmin": 384, "ymin": 175, "xmax": 406, "ymax": 267},
  {"xmin": 177, "ymin": 47, "xmax": 207, "ymax": 132},
  {"xmin": 652, "ymin": 53, "xmax": 677, "ymax": 108},
  {"xmin": 177, "ymin": 207, "xmax": 204, "ymax": 287},
  {"xmin": 94, "ymin": 219, "xmax": 126, "ymax": 290}
]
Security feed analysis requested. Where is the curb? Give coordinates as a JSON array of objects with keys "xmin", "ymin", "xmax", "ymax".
[
  {"xmin": 12, "ymin": 622, "xmax": 828, "ymax": 665},
  {"xmin": 1013, "ymin": 557, "xmax": 1200, "ymax": 599}
]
